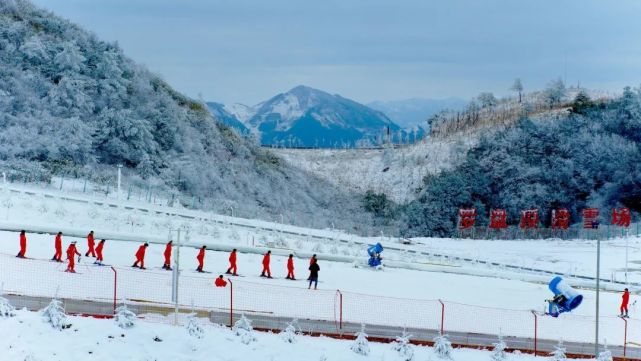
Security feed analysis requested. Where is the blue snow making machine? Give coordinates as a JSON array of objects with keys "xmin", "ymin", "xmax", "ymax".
[
  {"xmin": 547, "ymin": 276, "xmax": 583, "ymax": 317},
  {"xmin": 367, "ymin": 243, "xmax": 384, "ymax": 267}
]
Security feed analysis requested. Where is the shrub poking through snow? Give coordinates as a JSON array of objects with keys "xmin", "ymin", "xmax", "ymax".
[
  {"xmin": 350, "ymin": 324, "xmax": 370, "ymax": 356},
  {"xmin": 391, "ymin": 331, "xmax": 414, "ymax": 361},
  {"xmin": 114, "ymin": 304, "xmax": 137, "ymax": 329},
  {"xmin": 0, "ymin": 295, "xmax": 16, "ymax": 318},
  {"xmin": 280, "ymin": 321, "xmax": 297, "ymax": 344},
  {"xmin": 233, "ymin": 314, "xmax": 256, "ymax": 344},
  {"xmin": 42, "ymin": 299, "xmax": 68, "ymax": 330},
  {"xmin": 490, "ymin": 334, "xmax": 507, "ymax": 361},
  {"xmin": 186, "ymin": 314, "xmax": 204, "ymax": 339},
  {"xmin": 550, "ymin": 340, "xmax": 567, "ymax": 361},
  {"xmin": 597, "ymin": 344, "xmax": 613, "ymax": 361},
  {"xmin": 433, "ymin": 334, "xmax": 453, "ymax": 359}
]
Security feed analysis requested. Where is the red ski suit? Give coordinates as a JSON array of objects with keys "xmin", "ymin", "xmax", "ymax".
[
  {"xmin": 86, "ymin": 233, "xmax": 96, "ymax": 257},
  {"xmin": 163, "ymin": 243, "xmax": 172, "ymax": 266},
  {"xmin": 96, "ymin": 241, "xmax": 105, "ymax": 262},
  {"xmin": 621, "ymin": 290, "xmax": 630, "ymax": 314},
  {"xmin": 66, "ymin": 244, "xmax": 81, "ymax": 272},
  {"xmin": 227, "ymin": 251, "xmax": 237, "ymax": 275},
  {"xmin": 215, "ymin": 277, "xmax": 227, "ymax": 287},
  {"xmin": 134, "ymin": 245, "xmax": 147, "ymax": 268},
  {"xmin": 197, "ymin": 249, "xmax": 205, "ymax": 269},
  {"xmin": 287, "ymin": 257, "xmax": 295, "ymax": 279},
  {"xmin": 53, "ymin": 234, "xmax": 63, "ymax": 261},
  {"xmin": 262, "ymin": 253, "xmax": 271, "ymax": 277},
  {"xmin": 18, "ymin": 233, "xmax": 27, "ymax": 257}
]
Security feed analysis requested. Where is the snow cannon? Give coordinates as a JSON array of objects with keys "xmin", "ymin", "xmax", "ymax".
[
  {"xmin": 367, "ymin": 243, "xmax": 384, "ymax": 267},
  {"xmin": 547, "ymin": 276, "xmax": 583, "ymax": 317}
]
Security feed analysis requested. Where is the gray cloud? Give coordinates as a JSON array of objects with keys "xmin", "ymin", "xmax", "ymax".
[{"xmin": 32, "ymin": 0, "xmax": 641, "ymax": 104}]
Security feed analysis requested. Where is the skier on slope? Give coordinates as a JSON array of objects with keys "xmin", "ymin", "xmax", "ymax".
[
  {"xmin": 261, "ymin": 250, "xmax": 272, "ymax": 278},
  {"xmin": 85, "ymin": 231, "xmax": 96, "ymax": 257},
  {"xmin": 620, "ymin": 288, "xmax": 630, "ymax": 318},
  {"xmin": 132, "ymin": 243, "xmax": 149, "ymax": 269},
  {"xmin": 286, "ymin": 254, "xmax": 296, "ymax": 280},
  {"xmin": 16, "ymin": 230, "xmax": 27, "ymax": 258},
  {"xmin": 226, "ymin": 249, "xmax": 238, "ymax": 276},
  {"xmin": 215, "ymin": 275, "xmax": 227, "ymax": 287},
  {"xmin": 65, "ymin": 241, "xmax": 81, "ymax": 273},
  {"xmin": 94, "ymin": 239, "xmax": 106, "ymax": 265},
  {"xmin": 51, "ymin": 232, "xmax": 63, "ymax": 262},
  {"xmin": 308, "ymin": 258, "xmax": 320, "ymax": 290},
  {"xmin": 196, "ymin": 245, "xmax": 206, "ymax": 273},
  {"xmin": 162, "ymin": 240, "xmax": 173, "ymax": 270}
]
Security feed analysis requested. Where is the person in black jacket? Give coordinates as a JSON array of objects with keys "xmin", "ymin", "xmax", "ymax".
[{"xmin": 308, "ymin": 258, "xmax": 320, "ymax": 290}]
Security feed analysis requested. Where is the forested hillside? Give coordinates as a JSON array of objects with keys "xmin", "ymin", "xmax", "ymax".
[
  {"xmin": 402, "ymin": 88, "xmax": 641, "ymax": 236},
  {"xmin": 0, "ymin": 0, "xmax": 373, "ymax": 232}
]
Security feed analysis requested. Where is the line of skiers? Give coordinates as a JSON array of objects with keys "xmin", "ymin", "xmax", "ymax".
[{"xmin": 15, "ymin": 231, "xmax": 321, "ymax": 287}]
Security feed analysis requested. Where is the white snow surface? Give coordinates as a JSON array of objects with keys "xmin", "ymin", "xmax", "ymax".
[
  {"xmin": 272, "ymin": 136, "xmax": 476, "ymax": 203},
  {"xmin": 0, "ymin": 308, "xmax": 543, "ymax": 361}
]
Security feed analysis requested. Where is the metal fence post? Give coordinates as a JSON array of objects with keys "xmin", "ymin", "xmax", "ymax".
[
  {"xmin": 622, "ymin": 317, "xmax": 628, "ymax": 359},
  {"xmin": 531, "ymin": 310, "xmax": 537, "ymax": 357},
  {"xmin": 110, "ymin": 266, "xmax": 117, "ymax": 314},
  {"xmin": 229, "ymin": 278, "xmax": 234, "ymax": 327},
  {"xmin": 439, "ymin": 300, "xmax": 445, "ymax": 335}
]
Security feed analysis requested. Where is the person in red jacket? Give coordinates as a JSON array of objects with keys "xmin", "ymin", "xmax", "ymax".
[
  {"xmin": 85, "ymin": 231, "xmax": 96, "ymax": 257},
  {"xmin": 261, "ymin": 250, "xmax": 272, "ymax": 278},
  {"xmin": 215, "ymin": 275, "xmax": 227, "ymax": 287},
  {"xmin": 620, "ymin": 288, "xmax": 631, "ymax": 317},
  {"xmin": 196, "ymin": 245, "xmax": 206, "ymax": 273},
  {"xmin": 132, "ymin": 243, "xmax": 149, "ymax": 269},
  {"xmin": 16, "ymin": 230, "xmax": 27, "ymax": 258},
  {"xmin": 52, "ymin": 232, "xmax": 63, "ymax": 262},
  {"xmin": 310, "ymin": 254, "xmax": 317, "ymax": 265},
  {"xmin": 162, "ymin": 241, "xmax": 173, "ymax": 270},
  {"xmin": 94, "ymin": 239, "xmax": 106, "ymax": 265},
  {"xmin": 286, "ymin": 254, "xmax": 295, "ymax": 280},
  {"xmin": 65, "ymin": 241, "xmax": 81, "ymax": 273},
  {"xmin": 226, "ymin": 249, "xmax": 238, "ymax": 276}
]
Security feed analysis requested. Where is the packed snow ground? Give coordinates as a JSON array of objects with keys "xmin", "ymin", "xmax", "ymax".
[
  {"xmin": 0, "ymin": 229, "xmax": 636, "ymax": 347},
  {"xmin": 0, "ymin": 308, "xmax": 544, "ymax": 361}
]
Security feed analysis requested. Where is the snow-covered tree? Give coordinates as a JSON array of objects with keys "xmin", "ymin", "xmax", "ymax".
[
  {"xmin": 391, "ymin": 331, "xmax": 414, "ymax": 361},
  {"xmin": 543, "ymin": 78, "xmax": 566, "ymax": 108},
  {"xmin": 510, "ymin": 78, "xmax": 524, "ymax": 103},
  {"xmin": 279, "ymin": 321, "xmax": 297, "ymax": 344},
  {"xmin": 41, "ymin": 298, "xmax": 68, "ymax": 330},
  {"xmin": 350, "ymin": 324, "xmax": 370, "ymax": 356},
  {"xmin": 490, "ymin": 334, "xmax": 507, "ymax": 361},
  {"xmin": 477, "ymin": 92, "xmax": 498, "ymax": 108},
  {"xmin": 549, "ymin": 340, "xmax": 567, "ymax": 361},
  {"xmin": 186, "ymin": 313, "xmax": 204, "ymax": 339},
  {"xmin": 114, "ymin": 304, "xmax": 136, "ymax": 329},
  {"xmin": 597, "ymin": 344, "xmax": 612, "ymax": 361},
  {"xmin": 233, "ymin": 314, "xmax": 256, "ymax": 345},
  {"xmin": 433, "ymin": 334, "xmax": 453, "ymax": 359},
  {"xmin": 0, "ymin": 295, "xmax": 16, "ymax": 318}
]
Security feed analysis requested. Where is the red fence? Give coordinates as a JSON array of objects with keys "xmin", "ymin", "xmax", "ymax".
[{"xmin": 0, "ymin": 253, "xmax": 637, "ymax": 359}]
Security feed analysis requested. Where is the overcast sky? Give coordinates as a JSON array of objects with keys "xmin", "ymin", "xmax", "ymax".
[{"xmin": 32, "ymin": 0, "xmax": 641, "ymax": 105}]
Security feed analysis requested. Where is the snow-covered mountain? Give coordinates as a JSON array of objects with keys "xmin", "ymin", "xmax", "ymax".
[
  {"xmin": 205, "ymin": 102, "xmax": 250, "ymax": 135},
  {"xmin": 212, "ymin": 86, "xmax": 411, "ymax": 148},
  {"xmin": 368, "ymin": 98, "xmax": 468, "ymax": 128}
]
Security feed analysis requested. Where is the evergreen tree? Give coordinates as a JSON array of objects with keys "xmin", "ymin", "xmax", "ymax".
[
  {"xmin": 41, "ymin": 299, "xmax": 68, "ymax": 330},
  {"xmin": 350, "ymin": 324, "xmax": 370, "ymax": 356},
  {"xmin": 114, "ymin": 304, "xmax": 137, "ymax": 329},
  {"xmin": 433, "ymin": 334, "xmax": 453, "ymax": 359}
]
